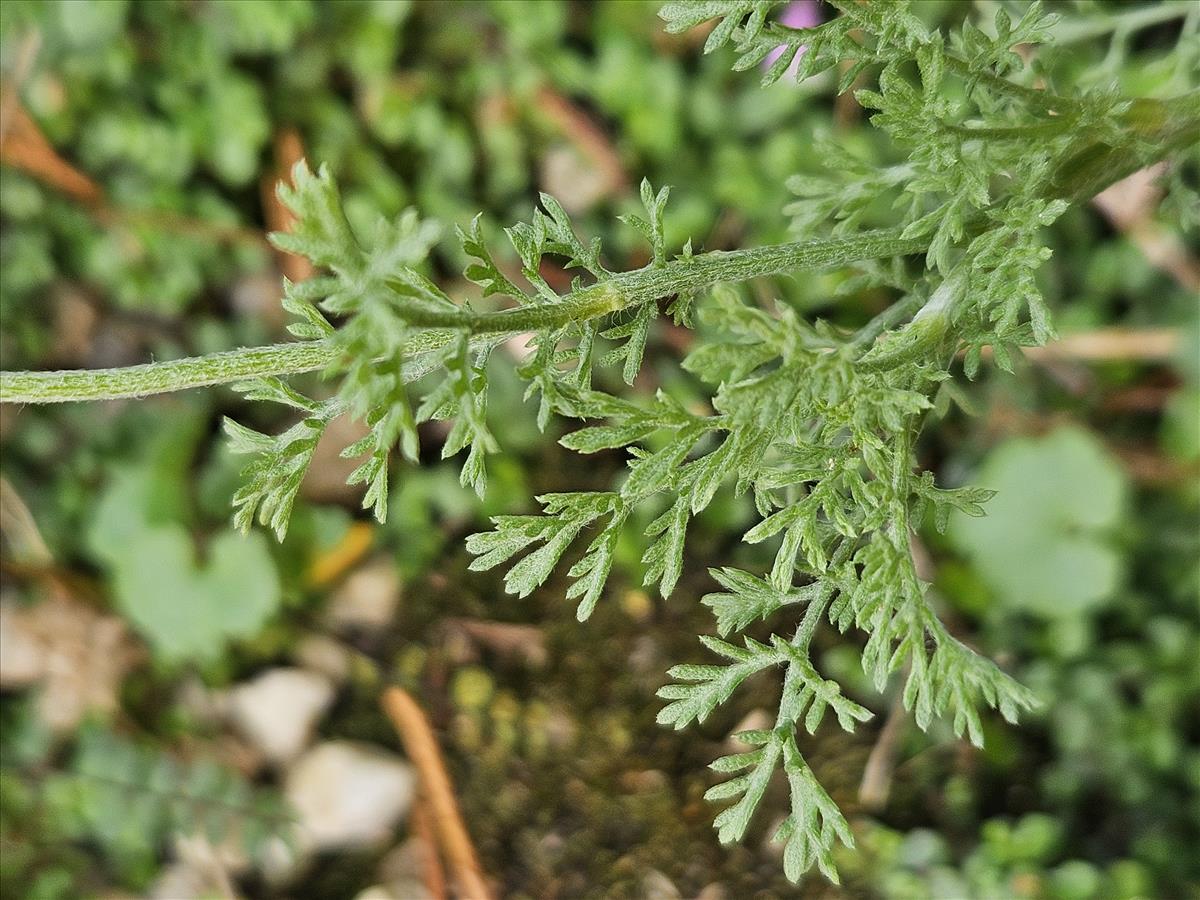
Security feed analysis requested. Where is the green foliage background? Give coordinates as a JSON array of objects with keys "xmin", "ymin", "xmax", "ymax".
[{"xmin": 1, "ymin": 1, "xmax": 1197, "ymax": 897}]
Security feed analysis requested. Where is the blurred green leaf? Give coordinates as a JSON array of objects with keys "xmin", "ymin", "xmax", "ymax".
[
  {"xmin": 85, "ymin": 417, "xmax": 281, "ymax": 662},
  {"xmin": 951, "ymin": 427, "xmax": 1128, "ymax": 616},
  {"xmin": 106, "ymin": 527, "xmax": 280, "ymax": 663}
]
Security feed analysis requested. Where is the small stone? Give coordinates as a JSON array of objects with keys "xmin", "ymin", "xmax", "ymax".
[
  {"xmin": 173, "ymin": 831, "xmax": 250, "ymax": 880},
  {"xmin": 229, "ymin": 668, "xmax": 335, "ymax": 765},
  {"xmin": 325, "ymin": 557, "xmax": 401, "ymax": 632},
  {"xmin": 213, "ymin": 734, "xmax": 266, "ymax": 778},
  {"xmin": 696, "ymin": 883, "xmax": 728, "ymax": 900},
  {"xmin": 377, "ymin": 838, "xmax": 437, "ymax": 900},
  {"xmin": 377, "ymin": 836, "xmax": 436, "ymax": 885},
  {"xmin": 627, "ymin": 635, "xmax": 662, "ymax": 674},
  {"xmin": 149, "ymin": 863, "xmax": 216, "ymax": 900},
  {"xmin": 3, "ymin": 593, "xmax": 139, "ymax": 733},
  {"xmin": 302, "ymin": 414, "xmax": 372, "ymax": 505},
  {"xmin": 543, "ymin": 704, "xmax": 578, "ymax": 752},
  {"xmin": 50, "ymin": 286, "xmax": 98, "ymax": 365},
  {"xmin": 294, "ymin": 634, "xmax": 351, "ymax": 683},
  {"xmin": 229, "ymin": 273, "xmax": 285, "ymax": 328},
  {"xmin": 0, "ymin": 599, "xmax": 44, "ymax": 687},
  {"xmin": 175, "ymin": 676, "xmax": 229, "ymax": 726},
  {"xmin": 356, "ymin": 886, "xmax": 432, "ymax": 900},
  {"xmin": 642, "ymin": 869, "xmax": 682, "ymax": 899},
  {"xmin": 258, "ymin": 834, "xmax": 302, "ymax": 885},
  {"xmin": 384, "ymin": 879, "xmax": 431, "ymax": 900},
  {"xmin": 618, "ymin": 769, "xmax": 670, "ymax": 794},
  {"xmin": 442, "ymin": 618, "xmax": 548, "ymax": 669},
  {"xmin": 540, "ymin": 144, "xmax": 611, "ymax": 214},
  {"xmin": 285, "ymin": 741, "xmax": 415, "ymax": 851},
  {"xmin": 537, "ymin": 831, "xmax": 565, "ymax": 859},
  {"xmin": 724, "ymin": 708, "xmax": 773, "ymax": 752},
  {"xmin": 151, "ymin": 834, "xmax": 245, "ymax": 900}
]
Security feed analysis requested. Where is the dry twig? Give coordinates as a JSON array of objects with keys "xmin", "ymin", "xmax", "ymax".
[
  {"xmin": 410, "ymin": 799, "xmax": 449, "ymax": 900},
  {"xmin": 534, "ymin": 85, "xmax": 629, "ymax": 197},
  {"xmin": 980, "ymin": 327, "xmax": 1183, "ymax": 363},
  {"xmin": 1, "ymin": 87, "xmax": 266, "ymax": 247},
  {"xmin": 1025, "ymin": 327, "xmax": 1183, "ymax": 362},
  {"xmin": 0, "ymin": 98, "xmax": 103, "ymax": 205},
  {"xmin": 858, "ymin": 691, "xmax": 907, "ymax": 812},
  {"xmin": 1092, "ymin": 164, "xmax": 1200, "ymax": 292},
  {"xmin": 382, "ymin": 686, "xmax": 493, "ymax": 900},
  {"xmin": 261, "ymin": 128, "xmax": 317, "ymax": 283},
  {"xmin": 305, "ymin": 521, "xmax": 375, "ymax": 589}
]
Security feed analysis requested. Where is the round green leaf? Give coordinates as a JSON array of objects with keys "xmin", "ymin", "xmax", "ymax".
[{"xmin": 951, "ymin": 427, "xmax": 1128, "ymax": 616}]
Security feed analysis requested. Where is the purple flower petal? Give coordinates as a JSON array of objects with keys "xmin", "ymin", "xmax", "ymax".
[{"xmin": 762, "ymin": 1, "xmax": 821, "ymax": 79}]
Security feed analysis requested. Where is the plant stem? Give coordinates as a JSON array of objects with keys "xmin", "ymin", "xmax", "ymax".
[
  {"xmin": 947, "ymin": 120, "xmax": 1074, "ymax": 140},
  {"xmin": 0, "ymin": 342, "xmax": 335, "ymax": 404},
  {"xmin": 3, "ymin": 87, "xmax": 1195, "ymax": 407},
  {"xmin": 941, "ymin": 53, "xmax": 1080, "ymax": 114},
  {"xmin": 1050, "ymin": 92, "xmax": 1199, "ymax": 204},
  {"xmin": 1049, "ymin": 1, "xmax": 1193, "ymax": 45},
  {"xmin": 0, "ymin": 328, "xmax": 477, "ymax": 405},
  {"xmin": 850, "ymin": 293, "xmax": 925, "ymax": 354},
  {"xmin": 396, "ymin": 228, "xmax": 927, "ymax": 330},
  {"xmin": 0, "ymin": 229, "xmax": 926, "ymax": 404}
]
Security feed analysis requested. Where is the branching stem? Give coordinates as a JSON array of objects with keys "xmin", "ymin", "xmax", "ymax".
[
  {"xmin": 2, "ymin": 89, "xmax": 1194, "ymax": 406},
  {"xmin": 1, "ymin": 229, "xmax": 926, "ymax": 404}
]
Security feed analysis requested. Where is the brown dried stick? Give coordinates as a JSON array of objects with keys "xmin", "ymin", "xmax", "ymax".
[
  {"xmin": 382, "ymin": 686, "xmax": 493, "ymax": 900},
  {"xmin": 858, "ymin": 691, "xmax": 907, "ymax": 812},
  {"xmin": 0, "ymin": 99, "xmax": 103, "ymax": 205},
  {"xmin": 410, "ymin": 798, "xmax": 449, "ymax": 900},
  {"xmin": 0, "ymin": 88, "xmax": 266, "ymax": 246},
  {"xmin": 1009, "ymin": 327, "xmax": 1182, "ymax": 363},
  {"xmin": 0, "ymin": 30, "xmax": 43, "ymax": 146},
  {"xmin": 1092, "ymin": 164, "xmax": 1200, "ymax": 293},
  {"xmin": 534, "ymin": 85, "xmax": 629, "ymax": 196},
  {"xmin": 0, "ymin": 476, "xmax": 53, "ymax": 566},
  {"xmin": 261, "ymin": 127, "xmax": 317, "ymax": 283}
]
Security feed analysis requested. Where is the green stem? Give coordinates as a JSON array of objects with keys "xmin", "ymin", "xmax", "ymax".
[
  {"xmin": 1049, "ymin": 1, "xmax": 1193, "ymax": 45},
  {"xmin": 942, "ymin": 53, "xmax": 1080, "ymax": 113},
  {"xmin": 946, "ymin": 119, "xmax": 1074, "ymax": 140},
  {"xmin": 858, "ymin": 266, "xmax": 967, "ymax": 370},
  {"xmin": 0, "ymin": 328, "xmax": 474, "ymax": 405},
  {"xmin": 1049, "ymin": 91, "xmax": 1200, "ymax": 204},
  {"xmin": 397, "ymin": 228, "xmax": 926, "ymax": 330},
  {"xmin": 3, "ymin": 85, "xmax": 1195, "ymax": 406},
  {"xmin": 849, "ymin": 293, "xmax": 924, "ymax": 354},
  {"xmin": 0, "ymin": 342, "xmax": 336, "ymax": 404},
  {"xmin": 1, "ymin": 229, "xmax": 926, "ymax": 404}
]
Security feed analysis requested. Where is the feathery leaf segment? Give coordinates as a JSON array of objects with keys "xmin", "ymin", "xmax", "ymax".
[{"xmin": 1, "ymin": 0, "xmax": 1196, "ymax": 884}]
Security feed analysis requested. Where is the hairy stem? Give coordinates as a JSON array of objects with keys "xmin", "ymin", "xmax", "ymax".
[
  {"xmin": 0, "ymin": 342, "xmax": 336, "ymax": 404},
  {"xmin": 947, "ymin": 120, "xmax": 1075, "ymax": 140},
  {"xmin": 1050, "ymin": 1, "xmax": 1194, "ymax": 45},
  {"xmin": 942, "ymin": 53, "xmax": 1081, "ymax": 113},
  {"xmin": 3, "ymin": 89, "xmax": 1194, "ymax": 407},
  {"xmin": 849, "ymin": 293, "xmax": 925, "ymax": 354},
  {"xmin": 1, "ymin": 229, "xmax": 925, "ymax": 404},
  {"xmin": 394, "ymin": 228, "xmax": 927, "ymax": 330}
]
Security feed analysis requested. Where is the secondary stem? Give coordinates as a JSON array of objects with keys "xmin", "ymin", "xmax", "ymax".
[
  {"xmin": 2, "ymin": 88, "xmax": 1193, "ymax": 406},
  {"xmin": 1050, "ymin": 1, "xmax": 1193, "ymax": 45},
  {"xmin": 0, "ymin": 342, "xmax": 335, "ymax": 404},
  {"xmin": 0, "ymin": 229, "xmax": 926, "ymax": 404}
]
